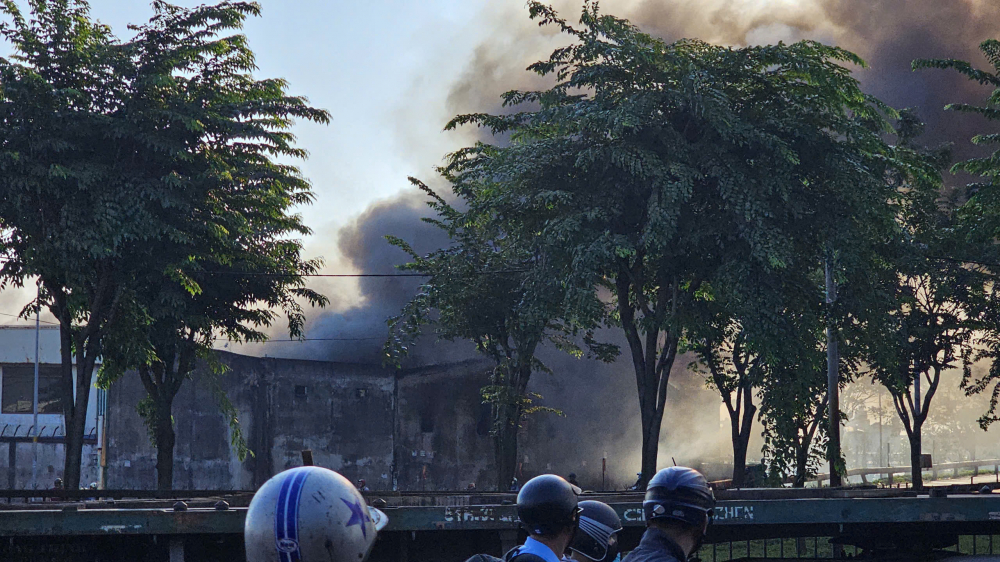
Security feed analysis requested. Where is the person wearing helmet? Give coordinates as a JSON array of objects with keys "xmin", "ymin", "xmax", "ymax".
[
  {"xmin": 568, "ymin": 500, "xmax": 623, "ymax": 562},
  {"xmin": 245, "ymin": 466, "xmax": 388, "ymax": 562},
  {"xmin": 622, "ymin": 467, "xmax": 716, "ymax": 562},
  {"xmin": 506, "ymin": 474, "xmax": 582, "ymax": 562}
]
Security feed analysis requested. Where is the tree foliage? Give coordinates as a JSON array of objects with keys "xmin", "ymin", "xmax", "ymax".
[
  {"xmin": 0, "ymin": 0, "xmax": 327, "ymax": 489},
  {"xmin": 386, "ymin": 177, "xmax": 608, "ymax": 490},
  {"xmin": 439, "ymin": 1, "xmax": 906, "ymax": 486},
  {"xmin": 915, "ymin": 41, "xmax": 1000, "ymax": 430}
]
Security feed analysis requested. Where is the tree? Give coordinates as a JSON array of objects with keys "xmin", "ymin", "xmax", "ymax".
[
  {"xmin": 0, "ymin": 0, "xmax": 328, "ymax": 489},
  {"xmin": 444, "ymin": 2, "xmax": 901, "ymax": 488},
  {"xmin": 759, "ymin": 362, "xmax": 828, "ymax": 488},
  {"xmin": 0, "ymin": 0, "xmax": 158, "ymax": 489},
  {"xmin": 96, "ymin": 1, "xmax": 328, "ymax": 491},
  {"xmin": 914, "ymin": 41, "xmax": 1000, "ymax": 431},
  {"xmin": 861, "ymin": 110, "xmax": 977, "ymax": 489},
  {"xmin": 686, "ymin": 297, "xmax": 761, "ymax": 487},
  {"xmin": 386, "ymin": 178, "xmax": 607, "ymax": 491}
]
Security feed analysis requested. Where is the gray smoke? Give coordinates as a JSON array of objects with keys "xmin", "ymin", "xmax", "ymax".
[{"xmin": 298, "ymin": 0, "xmax": 1000, "ymax": 481}]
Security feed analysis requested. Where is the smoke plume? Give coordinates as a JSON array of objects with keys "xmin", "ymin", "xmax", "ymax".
[{"xmin": 295, "ymin": 0, "xmax": 1000, "ymax": 480}]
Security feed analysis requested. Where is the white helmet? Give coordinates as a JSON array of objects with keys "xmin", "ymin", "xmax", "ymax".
[{"xmin": 245, "ymin": 466, "xmax": 388, "ymax": 562}]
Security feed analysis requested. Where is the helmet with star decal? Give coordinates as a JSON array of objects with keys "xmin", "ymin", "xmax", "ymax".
[{"xmin": 245, "ymin": 466, "xmax": 388, "ymax": 562}]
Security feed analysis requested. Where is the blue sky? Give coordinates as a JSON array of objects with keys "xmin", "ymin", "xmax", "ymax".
[
  {"xmin": 85, "ymin": 0, "xmax": 486, "ymax": 258},
  {"xmin": 0, "ymin": 0, "xmax": 502, "ymax": 327}
]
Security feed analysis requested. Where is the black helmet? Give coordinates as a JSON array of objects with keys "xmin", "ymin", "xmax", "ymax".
[
  {"xmin": 516, "ymin": 474, "xmax": 581, "ymax": 536},
  {"xmin": 570, "ymin": 500, "xmax": 623, "ymax": 562},
  {"xmin": 643, "ymin": 467, "xmax": 716, "ymax": 527}
]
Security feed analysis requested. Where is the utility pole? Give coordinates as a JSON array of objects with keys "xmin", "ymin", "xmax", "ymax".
[
  {"xmin": 31, "ymin": 282, "xmax": 40, "ymax": 490},
  {"xmin": 826, "ymin": 256, "xmax": 842, "ymax": 487},
  {"xmin": 878, "ymin": 389, "xmax": 884, "ymax": 468}
]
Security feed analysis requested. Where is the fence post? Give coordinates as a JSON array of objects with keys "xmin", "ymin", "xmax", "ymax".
[{"xmin": 7, "ymin": 442, "xmax": 15, "ymax": 491}]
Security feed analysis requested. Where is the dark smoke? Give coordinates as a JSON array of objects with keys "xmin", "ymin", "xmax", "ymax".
[
  {"xmin": 248, "ymin": 190, "xmax": 472, "ymax": 364},
  {"xmin": 293, "ymin": 0, "xmax": 1000, "ymax": 481}
]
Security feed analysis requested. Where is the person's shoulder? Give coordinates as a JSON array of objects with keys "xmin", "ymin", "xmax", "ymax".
[
  {"xmin": 463, "ymin": 555, "xmax": 503, "ymax": 562},
  {"xmin": 500, "ymin": 546, "xmax": 550, "ymax": 562},
  {"xmin": 506, "ymin": 554, "xmax": 549, "ymax": 562},
  {"xmin": 621, "ymin": 545, "xmax": 682, "ymax": 562}
]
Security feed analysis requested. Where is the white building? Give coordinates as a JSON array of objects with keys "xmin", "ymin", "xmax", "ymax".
[{"xmin": 0, "ymin": 326, "xmax": 104, "ymax": 489}]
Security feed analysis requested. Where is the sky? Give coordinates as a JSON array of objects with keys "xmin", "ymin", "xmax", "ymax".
[
  {"xmin": 3, "ymin": 0, "xmax": 1000, "ymax": 362},
  {"xmin": 77, "ymin": 0, "xmax": 483, "ymax": 229},
  {"xmin": 3, "ymin": 0, "xmax": 1000, "ymax": 471},
  {"xmin": 0, "ymin": 0, "xmax": 490, "ymax": 330}
]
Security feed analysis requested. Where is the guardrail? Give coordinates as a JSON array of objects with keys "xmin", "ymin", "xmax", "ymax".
[{"xmin": 808, "ymin": 458, "xmax": 1000, "ymax": 485}]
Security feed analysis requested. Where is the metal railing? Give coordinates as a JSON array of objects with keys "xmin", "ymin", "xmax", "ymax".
[{"xmin": 699, "ymin": 535, "xmax": 1000, "ymax": 561}]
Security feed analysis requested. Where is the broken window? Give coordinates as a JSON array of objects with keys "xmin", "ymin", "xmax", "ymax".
[
  {"xmin": 476, "ymin": 403, "xmax": 491, "ymax": 437},
  {"xmin": 420, "ymin": 409, "xmax": 435, "ymax": 433},
  {"xmin": 1, "ymin": 364, "xmax": 64, "ymax": 414}
]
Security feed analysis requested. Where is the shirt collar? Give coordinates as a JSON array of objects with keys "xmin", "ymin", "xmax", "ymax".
[{"xmin": 518, "ymin": 536, "xmax": 564, "ymax": 562}]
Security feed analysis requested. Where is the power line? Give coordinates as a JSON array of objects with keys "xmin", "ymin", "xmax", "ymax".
[
  {"xmin": 220, "ymin": 336, "xmax": 383, "ymax": 343},
  {"xmin": 203, "ymin": 270, "xmax": 523, "ymax": 277},
  {"xmin": 207, "ymin": 272, "xmax": 430, "ymax": 278},
  {"xmin": 0, "ymin": 311, "xmax": 58, "ymax": 325}
]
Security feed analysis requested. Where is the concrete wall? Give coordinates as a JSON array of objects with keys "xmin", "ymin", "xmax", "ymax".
[
  {"xmin": 102, "ymin": 347, "xmax": 728, "ymax": 491},
  {"xmin": 395, "ymin": 359, "xmax": 494, "ymax": 491},
  {"xmin": 106, "ymin": 352, "xmax": 396, "ymax": 490}
]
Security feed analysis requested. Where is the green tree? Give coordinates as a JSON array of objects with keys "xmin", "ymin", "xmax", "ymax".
[
  {"xmin": 444, "ymin": 2, "xmax": 901, "ymax": 487},
  {"xmin": 759, "ymin": 357, "xmax": 828, "ymax": 487},
  {"xmin": 0, "ymin": 0, "xmax": 155, "ymax": 489},
  {"xmin": 97, "ymin": 0, "xmax": 327, "ymax": 492},
  {"xmin": 915, "ymin": 41, "xmax": 1000, "ymax": 431},
  {"xmin": 386, "ymin": 178, "xmax": 607, "ymax": 491},
  {"xmin": 0, "ymin": 0, "xmax": 328, "ymax": 489},
  {"xmin": 686, "ymin": 298, "xmax": 761, "ymax": 487},
  {"xmin": 861, "ymin": 110, "xmax": 978, "ymax": 489}
]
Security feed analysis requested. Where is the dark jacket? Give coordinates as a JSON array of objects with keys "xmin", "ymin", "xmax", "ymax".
[
  {"xmin": 622, "ymin": 527, "xmax": 688, "ymax": 562},
  {"xmin": 461, "ymin": 550, "xmax": 547, "ymax": 562}
]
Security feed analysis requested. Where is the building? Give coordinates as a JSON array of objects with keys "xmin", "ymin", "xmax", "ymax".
[
  {"xmin": 105, "ymin": 352, "xmax": 496, "ymax": 490},
  {"xmin": 0, "ymin": 326, "xmax": 104, "ymax": 489},
  {"xmin": 0, "ymin": 326, "xmax": 728, "ymax": 491},
  {"xmin": 107, "ymin": 352, "xmax": 500, "ymax": 490}
]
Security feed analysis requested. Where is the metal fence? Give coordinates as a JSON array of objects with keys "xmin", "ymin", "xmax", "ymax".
[{"xmin": 697, "ymin": 535, "xmax": 1000, "ymax": 561}]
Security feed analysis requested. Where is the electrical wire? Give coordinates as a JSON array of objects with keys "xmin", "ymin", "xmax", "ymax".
[
  {"xmin": 221, "ymin": 336, "xmax": 383, "ymax": 343},
  {"xmin": 0, "ymin": 311, "xmax": 58, "ymax": 325}
]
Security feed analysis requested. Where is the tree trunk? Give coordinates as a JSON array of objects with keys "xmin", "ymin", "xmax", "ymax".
[
  {"xmin": 63, "ymin": 355, "xmax": 97, "ymax": 490},
  {"xmin": 615, "ymin": 265, "xmax": 681, "ymax": 490},
  {"xmin": 63, "ymin": 410, "xmax": 86, "ymax": 490},
  {"xmin": 909, "ymin": 428, "xmax": 923, "ymax": 490},
  {"xmin": 494, "ymin": 401, "xmax": 521, "ymax": 491},
  {"xmin": 729, "ymin": 385, "xmax": 756, "ymax": 487},
  {"xmin": 732, "ymin": 440, "xmax": 748, "ymax": 487},
  {"xmin": 154, "ymin": 396, "xmax": 176, "ymax": 491},
  {"xmin": 640, "ymin": 415, "xmax": 662, "ymax": 490},
  {"xmin": 793, "ymin": 443, "xmax": 808, "ymax": 488}
]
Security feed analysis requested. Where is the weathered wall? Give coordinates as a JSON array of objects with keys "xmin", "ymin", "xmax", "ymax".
[
  {"xmin": 395, "ymin": 359, "xmax": 494, "ymax": 490},
  {"xmin": 104, "ymin": 348, "xmax": 727, "ymax": 492},
  {"xmin": 106, "ymin": 352, "xmax": 396, "ymax": 490}
]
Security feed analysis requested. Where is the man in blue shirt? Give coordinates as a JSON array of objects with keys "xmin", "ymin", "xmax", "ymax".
[{"xmin": 505, "ymin": 474, "xmax": 582, "ymax": 562}]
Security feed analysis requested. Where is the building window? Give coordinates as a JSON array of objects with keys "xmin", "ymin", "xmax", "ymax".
[
  {"xmin": 2, "ymin": 364, "xmax": 64, "ymax": 414},
  {"xmin": 476, "ymin": 403, "xmax": 491, "ymax": 437},
  {"xmin": 294, "ymin": 385, "xmax": 308, "ymax": 399},
  {"xmin": 420, "ymin": 409, "xmax": 435, "ymax": 433}
]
